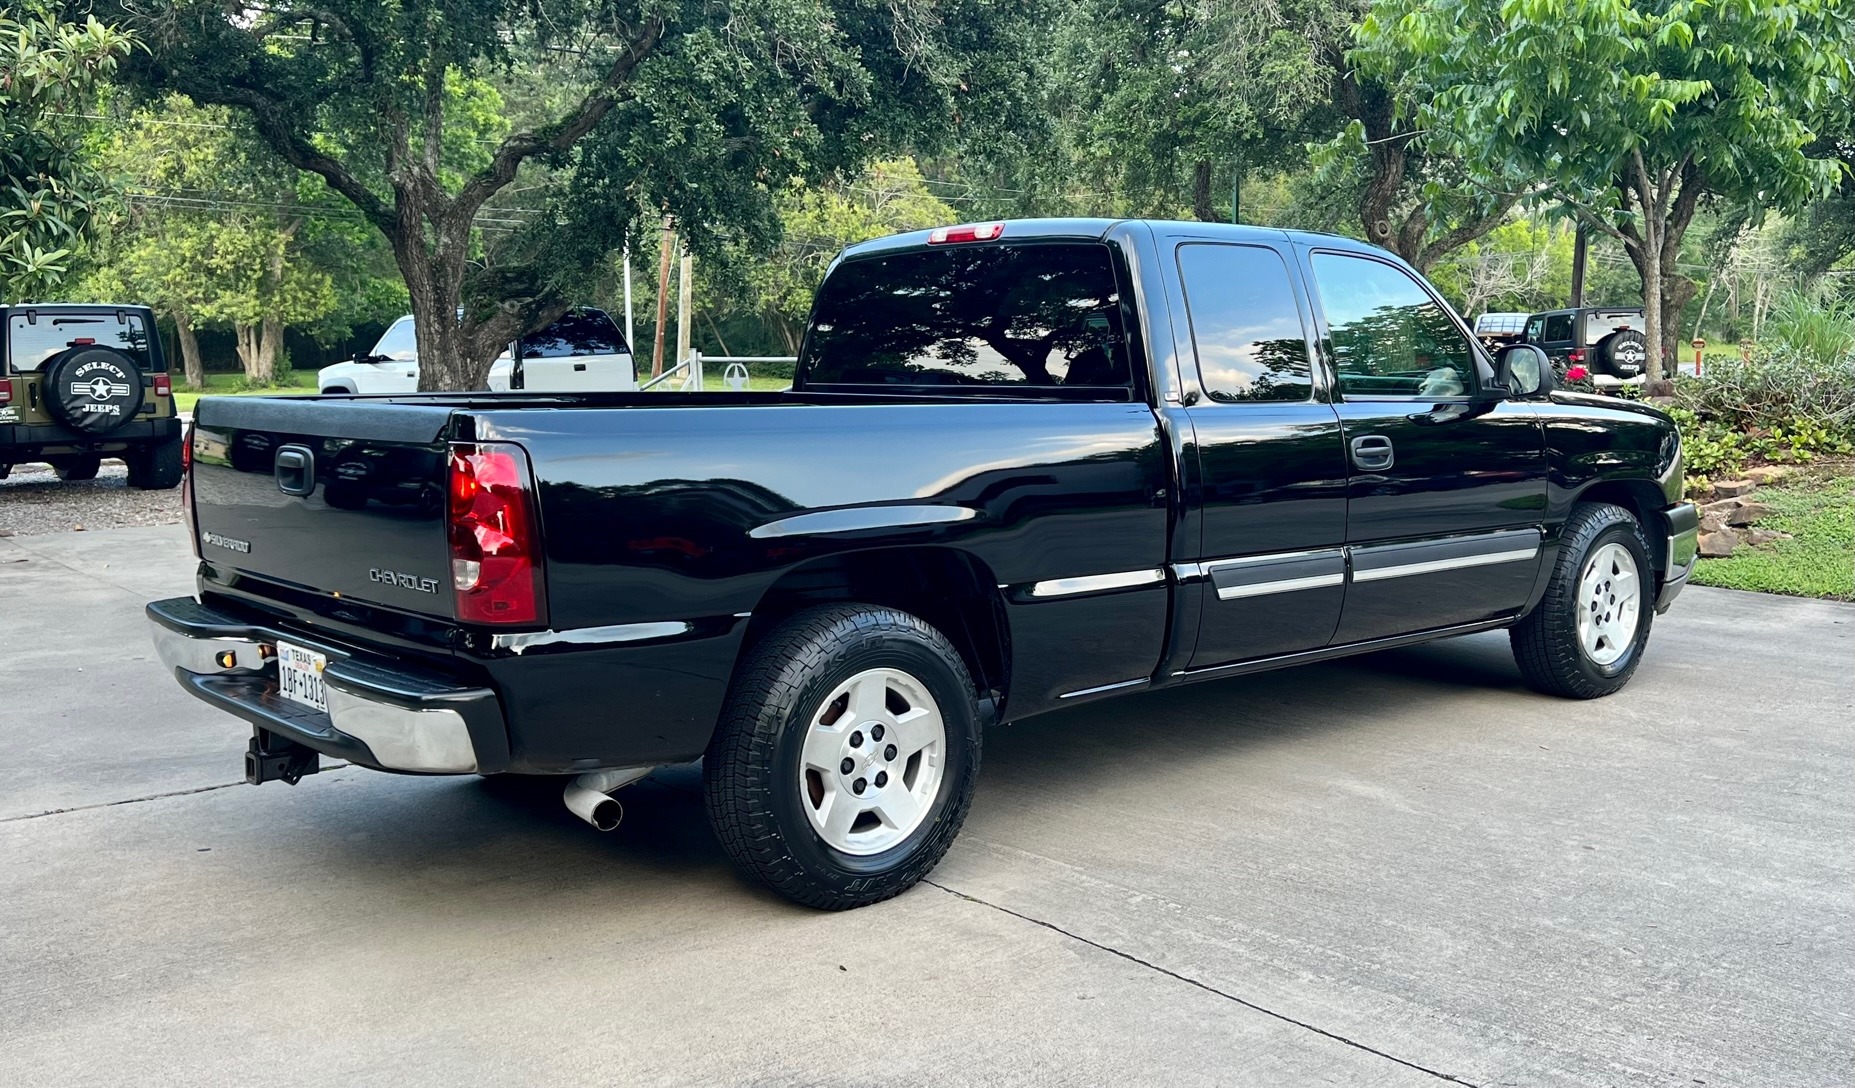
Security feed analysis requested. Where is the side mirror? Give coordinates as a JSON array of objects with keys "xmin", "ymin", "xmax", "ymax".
[{"xmin": 1494, "ymin": 344, "xmax": 1555, "ymax": 399}]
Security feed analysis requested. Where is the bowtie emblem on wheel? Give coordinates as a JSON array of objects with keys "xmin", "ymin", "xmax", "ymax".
[{"xmin": 72, "ymin": 376, "xmax": 132, "ymax": 400}]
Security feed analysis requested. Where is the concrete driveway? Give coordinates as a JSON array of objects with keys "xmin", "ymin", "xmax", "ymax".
[{"xmin": 2, "ymin": 526, "xmax": 1850, "ymax": 1087}]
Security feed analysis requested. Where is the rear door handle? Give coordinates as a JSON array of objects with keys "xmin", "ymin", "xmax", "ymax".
[{"xmin": 1350, "ymin": 434, "xmax": 1395, "ymax": 471}]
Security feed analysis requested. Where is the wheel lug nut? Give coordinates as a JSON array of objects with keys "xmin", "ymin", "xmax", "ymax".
[
  {"xmin": 871, "ymin": 724, "xmax": 884, "ymax": 741},
  {"xmin": 884, "ymin": 744, "xmax": 897, "ymax": 760},
  {"xmin": 874, "ymin": 771, "xmax": 888, "ymax": 788},
  {"xmin": 852, "ymin": 777, "xmax": 867, "ymax": 795},
  {"xmin": 849, "ymin": 731, "xmax": 863, "ymax": 748},
  {"xmin": 840, "ymin": 758, "xmax": 855, "ymax": 775}
]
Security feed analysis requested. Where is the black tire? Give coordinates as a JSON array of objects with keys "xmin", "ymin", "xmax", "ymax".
[
  {"xmin": 126, "ymin": 435, "xmax": 184, "ymax": 490},
  {"xmin": 704, "ymin": 604, "xmax": 982, "ymax": 910},
  {"xmin": 1592, "ymin": 329, "xmax": 1648, "ymax": 378},
  {"xmin": 43, "ymin": 347, "xmax": 146, "ymax": 434},
  {"xmin": 1511, "ymin": 503, "xmax": 1656, "ymax": 698},
  {"xmin": 53, "ymin": 455, "xmax": 102, "ymax": 482}
]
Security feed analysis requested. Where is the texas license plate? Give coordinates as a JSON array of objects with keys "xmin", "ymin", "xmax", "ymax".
[{"xmin": 276, "ymin": 641, "xmax": 328, "ymax": 712}]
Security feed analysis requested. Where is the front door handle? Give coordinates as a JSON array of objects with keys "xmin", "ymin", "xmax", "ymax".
[{"xmin": 1350, "ymin": 434, "xmax": 1395, "ymax": 471}]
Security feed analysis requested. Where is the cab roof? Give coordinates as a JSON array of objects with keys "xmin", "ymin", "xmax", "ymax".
[{"xmin": 838, "ymin": 218, "xmax": 1386, "ymax": 261}]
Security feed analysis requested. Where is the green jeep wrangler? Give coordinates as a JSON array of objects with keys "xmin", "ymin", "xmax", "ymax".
[{"xmin": 1, "ymin": 303, "xmax": 184, "ymax": 489}]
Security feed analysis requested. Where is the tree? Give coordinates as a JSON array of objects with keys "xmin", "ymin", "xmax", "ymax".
[
  {"xmin": 114, "ymin": 1, "xmax": 1040, "ymax": 391},
  {"xmin": 80, "ymin": 96, "xmax": 357, "ymax": 386},
  {"xmin": 1358, "ymin": 0, "xmax": 1855, "ymax": 379},
  {"xmin": 0, "ymin": 4, "xmax": 133, "ymax": 297},
  {"xmin": 727, "ymin": 159, "xmax": 958, "ymax": 353}
]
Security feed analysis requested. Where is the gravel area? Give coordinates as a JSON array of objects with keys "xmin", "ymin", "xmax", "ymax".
[{"xmin": 0, "ymin": 460, "xmax": 184, "ymax": 536}]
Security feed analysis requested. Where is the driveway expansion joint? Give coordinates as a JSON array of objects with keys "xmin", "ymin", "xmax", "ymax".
[
  {"xmin": 0, "ymin": 765, "xmax": 349, "ymax": 824},
  {"xmin": 924, "ymin": 878, "xmax": 1484, "ymax": 1087}
]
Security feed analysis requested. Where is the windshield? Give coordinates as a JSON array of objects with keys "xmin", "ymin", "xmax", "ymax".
[
  {"xmin": 6, "ymin": 311, "xmax": 154, "ymax": 373},
  {"xmin": 800, "ymin": 242, "xmax": 1132, "ymax": 391}
]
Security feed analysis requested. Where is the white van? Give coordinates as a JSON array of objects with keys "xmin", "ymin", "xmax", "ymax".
[{"xmin": 317, "ymin": 309, "xmax": 636, "ymax": 394}]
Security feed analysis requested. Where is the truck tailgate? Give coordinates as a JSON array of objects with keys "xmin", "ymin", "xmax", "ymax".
[{"xmin": 190, "ymin": 397, "xmax": 460, "ymax": 618}]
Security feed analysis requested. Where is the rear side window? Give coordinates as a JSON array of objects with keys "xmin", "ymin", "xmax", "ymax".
[
  {"xmin": 521, "ymin": 309, "xmax": 628, "ymax": 358},
  {"xmin": 7, "ymin": 312, "xmax": 153, "ymax": 372},
  {"xmin": 1543, "ymin": 313, "xmax": 1574, "ymax": 342},
  {"xmin": 1176, "ymin": 243, "xmax": 1312, "ymax": 403},
  {"xmin": 801, "ymin": 243, "xmax": 1131, "ymax": 391}
]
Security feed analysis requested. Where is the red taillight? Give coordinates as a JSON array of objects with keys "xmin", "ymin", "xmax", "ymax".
[
  {"xmin": 153, "ymin": 374, "xmax": 172, "ymax": 397},
  {"xmin": 447, "ymin": 443, "xmax": 544, "ymax": 625},
  {"xmin": 70, "ymin": 337, "xmax": 95, "ymax": 345},
  {"xmin": 0, "ymin": 378, "xmax": 12, "ymax": 405},
  {"xmin": 1568, "ymin": 348, "xmax": 1585, "ymax": 364},
  {"xmin": 927, "ymin": 221, "xmax": 1005, "ymax": 245}
]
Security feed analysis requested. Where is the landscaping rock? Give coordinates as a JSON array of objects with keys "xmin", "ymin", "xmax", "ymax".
[
  {"xmin": 1726, "ymin": 501, "xmax": 1773, "ymax": 526},
  {"xmin": 1700, "ymin": 497, "xmax": 1744, "ymax": 515},
  {"xmin": 1744, "ymin": 465, "xmax": 1793, "ymax": 485},
  {"xmin": 1711, "ymin": 479, "xmax": 1758, "ymax": 499},
  {"xmin": 1698, "ymin": 529, "xmax": 1738, "ymax": 558},
  {"xmin": 1699, "ymin": 510, "xmax": 1730, "ymax": 534},
  {"xmin": 1740, "ymin": 528, "xmax": 1790, "ymax": 547}
]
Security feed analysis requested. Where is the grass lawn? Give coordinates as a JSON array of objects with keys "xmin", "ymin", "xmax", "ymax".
[
  {"xmin": 173, "ymin": 373, "xmax": 317, "ymax": 414},
  {"xmin": 1691, "ymin": 466, "xmax": 1854, "ymax": 601}
]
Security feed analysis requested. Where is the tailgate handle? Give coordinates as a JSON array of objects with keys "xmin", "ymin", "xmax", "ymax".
[{"xmin": 274, "ymin": 445, "xmax": 316, "ymax": 497}]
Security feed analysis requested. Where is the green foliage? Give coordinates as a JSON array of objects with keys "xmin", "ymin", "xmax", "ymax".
[
  {"xmin": 1675, "ymin": 347, "xmax": 1855, "ymax": 442},
  {"xmin": 0, "ymin": 4, "xmax": 135, "ymax": 296},
  {"xmin": 1664, "ymin": 404, "xmax": 1748, "ymax": 480},
  {"xmin": 1763, "ymin": 292, "xmax": 1855, "ymax": 367},
  {"xmin": 1690, "ymin": 470, "xmax": 1855, "ymax": 601}
]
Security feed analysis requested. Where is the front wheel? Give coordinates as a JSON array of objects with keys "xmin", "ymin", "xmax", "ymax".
[
  {"xmin": 1510, "ymin": 503, "xmax": 1655, "ymax": 698},
  {"xmin": 704, "ymin": 604, "xmax": 981, "ymax": 910}
]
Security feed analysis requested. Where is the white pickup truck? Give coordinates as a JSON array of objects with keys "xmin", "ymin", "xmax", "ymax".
[{"xmin": 316, "ymin": 308, "xmax": 637, "ymax": 394}]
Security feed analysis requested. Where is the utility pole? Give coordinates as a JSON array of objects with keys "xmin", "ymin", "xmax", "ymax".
[
  {"xmin": 622, "ymin": 242, "xmax": 634, "ymax": 354},
  {"xmin": 675, "ymin": 244, "xmax": 694, "ymax": 380},
  {"xmin": 651, "ymin": 215, "xmax": 675, "ymax": 378},
  {"xmin": 1569, "ymin": 222, "xmax": 1588, "ymax": 307}
]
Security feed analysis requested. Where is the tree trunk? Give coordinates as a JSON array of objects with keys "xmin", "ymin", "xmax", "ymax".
[
  {"xmin": 253, "ymin": 312, "xmax": 282, "ymax": 385},
  {"xmin": 173, "ymin": 310, "xmax": 204, "ymax": 389},
  {"xmin": 1191, "ymin": 160, "xmax": 1216, "ymax": 223},
  {"xmin": 652, "ymin": 218, "xmax": 675, "ymax": 379},
  {"xmin": 233, "ymin": 322, "xmax": 259, "ymax": 381}
]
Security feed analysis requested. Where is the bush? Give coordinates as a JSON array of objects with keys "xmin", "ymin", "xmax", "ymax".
[
  {"xmin": 1674, "ymin": 346, "xmax": 1855, "ymax": 445},
  {"xmin": 1764, "ymin": 292, "xmax": 1855, "ymax": 367}
]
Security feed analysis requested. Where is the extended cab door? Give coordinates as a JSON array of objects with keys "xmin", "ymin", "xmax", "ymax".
[
  {"xmin": 1300, "ymin": 247, "xmax": 1547, "ymax": 645},
  {"xmin": 1163, "ymin": 238, "xmax": 1350, "ymax": 670}
]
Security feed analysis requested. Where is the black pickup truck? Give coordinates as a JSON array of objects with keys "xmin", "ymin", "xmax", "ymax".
[{"xmin": 148, "ymin": 219, "xmax": 1699, "ymax": 909}]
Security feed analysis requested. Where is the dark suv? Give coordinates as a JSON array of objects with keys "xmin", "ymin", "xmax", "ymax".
[
  {"xmin": 1, "ymin": 303, "xmax": 184, "ymax": 488},
  {"xmin": 1522, "ymin": 307, "xmax": 1650, "ymax": 382}
]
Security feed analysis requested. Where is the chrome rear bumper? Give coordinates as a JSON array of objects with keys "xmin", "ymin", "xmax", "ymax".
[{"xmin": 147, "ymin": 597, "xmax": 507, "ymax": 774}]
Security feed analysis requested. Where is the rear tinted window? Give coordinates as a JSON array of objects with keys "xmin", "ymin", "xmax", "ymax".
[
  {"xmin": 1543, "ymin": 314, "xmax": 1574, "ymax": 342},
  {"xmin": 801, "ymin": 243, "xmax": 1132, "ymax": 390},
  {"xmin": 7, "ymin": 312, "xmax": 154, "ymax": 372},
  {"xmin": 1583, "ymin": 311, "xmax": 1644, "ymax": 343},
  {"xmin": 521, "ymin": 309, "xmax": 627, "ymax": 358},
  {"xmin": 1176, "ymin": 243, "xmax": 1311, "ymax": 403}
]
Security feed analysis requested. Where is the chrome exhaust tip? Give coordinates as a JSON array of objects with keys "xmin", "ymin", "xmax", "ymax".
[{"xmin": 562, "ymin": 766, "xmax": 654, "ymax": 832}]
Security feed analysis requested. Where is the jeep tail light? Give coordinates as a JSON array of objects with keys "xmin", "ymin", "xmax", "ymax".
[
  {"xmin": 1568, "ymin": 348, "xmax": 1585, "ymax": 365},
  {"xmin": 448, "ymin": 442, "xmax": 544, "ymax": 625},
  {"xmin": 153, "ymin": 374, "xmax": 172, "ymax": 397},
  {"xmin": 927, "ymin": 222, "xmax": 1005, "ymax": 245},
  {"xmin": 0, "ymin": 377, "xmax": 11, "ymax": 406}
]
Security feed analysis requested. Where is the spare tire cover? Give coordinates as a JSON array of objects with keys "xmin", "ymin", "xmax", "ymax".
[
  {"xmin": 1595, "ymin": 329, "xmax": 1648, "ymax": 378},
  {"xmin": 44, "ymin": 347, "xmax": 146, "ymax": 434}
]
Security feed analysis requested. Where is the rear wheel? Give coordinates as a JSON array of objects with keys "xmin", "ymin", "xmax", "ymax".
[
  {"xmin": 126, "ymin": 436, "xmax": 184, "ymax": 490},
  {"xmin": 52, "ymin": 455, "xmax": 102, "ymax": 482},
  {"xmin": 704, "ymin": 604, "xmax": 981, "ymax": 910},
  {"xmin": 1511, "ymin": 503, "xmax": 1655, "ymax": 698}
]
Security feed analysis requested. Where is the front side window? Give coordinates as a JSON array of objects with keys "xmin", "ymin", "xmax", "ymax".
[
  {"xmin": 371, "ymin": 317, "xmax": 417, "ymax": 361},
  {"xmin": 6, "ymin": 312, "xmax": 152, "ymax": 372},
  {"xmin": 1310, "ymin": 253, "xmax": 1474, "ymax": 399},
  {"xmin": 801, "ymin": 242, "xmax": 1131, "ymax": 391},
  {"xmin": 522, "ymin": 309, "xmax": 628, "ymax": 358},
  {"xmin": 1525, "ymin": 316, "xmax": 1545, "ymax": 342},
  {"xmin": 1176, "ymin": 243, "xmax": 1312, "ymax": 403}
]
